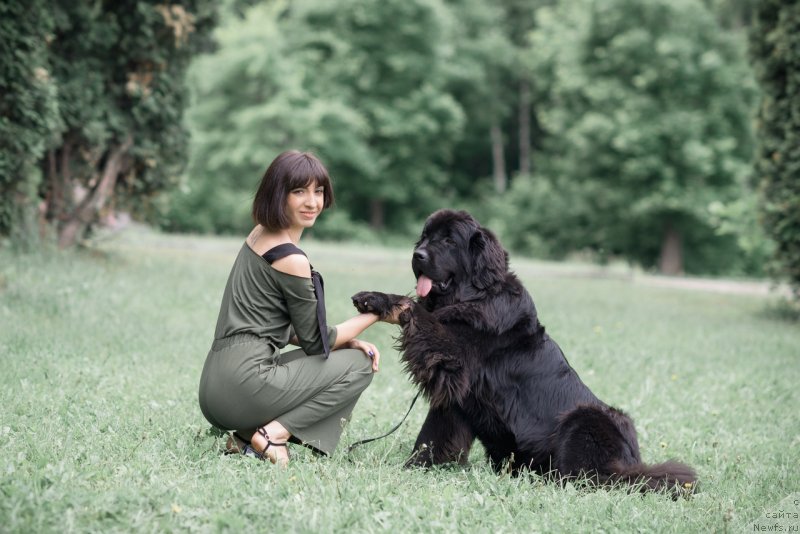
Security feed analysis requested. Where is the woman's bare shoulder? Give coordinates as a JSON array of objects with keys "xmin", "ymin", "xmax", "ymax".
[
  {"xmin": 271, "ymin": 253, "xmax": 311, "ymax": 278},
  {"xmin": 245, "ymin": 225, "xmax": 310, "ymax": 277}
]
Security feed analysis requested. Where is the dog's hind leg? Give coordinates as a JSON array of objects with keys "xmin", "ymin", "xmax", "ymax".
[
  {"xmin": 552, "ymin": 405, "xmax": 696, "ymax": 494},
  {"xmin": 550, "ymin": 405, "xmax": 640, "ymax": 481},
  {"xmin": 405, "ymin": 407, "xmax": 474, "ymax": 468}
]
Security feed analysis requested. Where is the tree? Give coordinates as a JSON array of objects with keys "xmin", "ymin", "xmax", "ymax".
[
  {"xmin": 164, "ymin": 3, "xmax": 342, "ymax": 234},
  {"xmin": 163, "ymin": 2, "xmax": 380, "ymax": 235},
  {"xmin": 751, "ymin": 0, "xmax": 800, "ymax": 298},
  {"xmin": 171, "ymin": 0, "xmax": 463, "ymax": 234},
  {"xmin": 499, "ymin": 0, "xmax": 553, "ymax": 179},
  {"xmin": 1, "ymin": 1, "xmax": 216, "ymax": 248},
  {"xmin": 0, "ymin": 1, "xmax": 60, "ymax": 246},
  {"xmin": 442, "ymin": 0, "xmax": 550, "ymax": 197},
  {"xmin": 439, "ymin": 0, "xmax": 515, "ymax": 195},
  {"xmin": 520, "ymin": 0, "xmax": 758, "ymax": 274},
  {"xmin": 298, "ymin": 0, "xmax": 464, "ymax": 230}
]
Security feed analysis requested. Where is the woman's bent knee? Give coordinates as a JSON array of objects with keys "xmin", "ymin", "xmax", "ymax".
[
  {"xmin": 335, "ymin": 348, "xmax": 373, "ymax": 369},
  {"xmin": 334, "ymin": 348, "xmax": 374, "ymax": 386}
]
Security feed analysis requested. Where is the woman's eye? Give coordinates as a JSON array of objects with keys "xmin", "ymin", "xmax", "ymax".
[
  {"xmin": 315, "ymin": 188, "xmax": 324, "ymax": 194},
  {"xmin": 292, "ymin": 189, "xmax": 305, "ymax": 195}
]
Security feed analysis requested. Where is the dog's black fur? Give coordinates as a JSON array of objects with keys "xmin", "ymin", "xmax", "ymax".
[{"xmin": 353, "ymin": 209, "xmax": 696, "ymax": 494}]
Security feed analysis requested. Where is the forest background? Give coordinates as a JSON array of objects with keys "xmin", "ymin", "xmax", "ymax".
[
  {"xmin": 2, "ymin": 0, "xmax": 798, "ymax": 294},
  {"xmin": 2, "ymin": 3, "xmax": 800, "ymax": 531}
]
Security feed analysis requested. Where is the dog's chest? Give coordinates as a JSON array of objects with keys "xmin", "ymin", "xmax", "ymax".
[{"xmin": 461, "ymin": 376, "xmax": 511, "ymax": 438}]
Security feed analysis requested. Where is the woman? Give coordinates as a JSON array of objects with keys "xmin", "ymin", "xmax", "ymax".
[{"xmin": 199, "ymin": 150, "xmax": 381, "ymax": 465}]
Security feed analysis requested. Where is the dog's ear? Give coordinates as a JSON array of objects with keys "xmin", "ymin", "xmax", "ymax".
[{"xmin": 469, "ymin": 227, "xmax": 507, "ymax": 289}]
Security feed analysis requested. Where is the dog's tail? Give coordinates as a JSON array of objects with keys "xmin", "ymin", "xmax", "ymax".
[{"xmin": 608, "ymin": 460, "xmax": 697, "ymax": 495}]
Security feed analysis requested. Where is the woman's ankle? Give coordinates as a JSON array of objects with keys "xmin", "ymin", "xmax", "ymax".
[
  {"xmin": 252, "ymin": 421, "xmax": 291, "ymax": 464},
  {"xmin": 263, "ymin": 421, "xmax": 291, "ymax": 443}
]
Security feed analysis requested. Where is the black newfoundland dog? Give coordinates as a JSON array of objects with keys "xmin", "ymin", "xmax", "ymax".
[{"xmin": 353, "ymin": 209, "xmax": 695, "ymax": 493}]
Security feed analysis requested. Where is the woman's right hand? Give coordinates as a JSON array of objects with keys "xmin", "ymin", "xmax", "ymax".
[{"xmin": 346, "ymin": 338, "xmax": 381, "ymax": 372}]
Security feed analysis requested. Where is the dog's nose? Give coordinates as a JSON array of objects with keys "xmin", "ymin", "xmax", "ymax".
[{"xmin": 414, "ymin": 249, "xmax": 428, "ymax": 262}]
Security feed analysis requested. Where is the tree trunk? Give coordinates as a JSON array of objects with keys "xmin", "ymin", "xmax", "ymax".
[
  {"xmin": 658, "ymin": 221, "xmax": 683, "ymax": 275},
  {"xmin": 57, "ymin": 136, "xmax": 133, "ymax": 248},
  {"xmin": 44, "ymin": 140, "xmax": 71, "ymax": 224},
  {"xmin": 518, "ymin": 79, "xmax": 531, "ymax": 176},
  {"xmin": 490, "ymin": 121, "xmax": 507, "ymax": 194},
  {"xmin": 370, "ymin": 198, "xmax": 384, "ymax": 231}
]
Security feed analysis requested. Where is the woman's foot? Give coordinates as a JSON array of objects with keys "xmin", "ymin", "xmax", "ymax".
[
  {"xmin": 224, "ymin": 433, "xmax": 262, "ymax": 459},
  {"xmin": 224, "ymin": 432, "xmax": 247, "ymax": 454},
  {"xmin": 251, "ymin": 421, "xmax": 291, "ymax": 466}
]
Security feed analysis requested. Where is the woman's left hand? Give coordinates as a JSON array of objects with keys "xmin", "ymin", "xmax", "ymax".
[{"xmin": 347, "ymin": 339, "xmax": 381, "ymax": 372}]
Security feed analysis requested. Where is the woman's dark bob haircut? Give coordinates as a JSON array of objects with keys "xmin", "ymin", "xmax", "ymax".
[{"xmin": 252, "ymin": 150, "xmax": 335, "ymax": 231}]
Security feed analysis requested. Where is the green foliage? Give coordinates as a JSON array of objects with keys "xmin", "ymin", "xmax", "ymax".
[
  {"xmin": 162, "ymin": 0, "xmax": 768, "ymax": 277},
  {"xmin": 162, "ymin": 2, "xmax": 370, "ymax": 234},
  {"xmin": 707, "ymin": 196, "xmax": 775, "ymax": 276},
  {"xmin": 303, "ymin": 0, "xmax": 465, "ymax": 229},
  {"xmin": 478, "ymin": 175, "xmax": 772, "ymax": 276},
  {"xmin": 1, "ymin": 233, "xmax": 798, "ymax": 531},
  {"xmin": 0, "ymin": 1, "xmax": 217, "ymax": 247},
  {"xmin": 0, "ymin": 0, "xmax": 61, "ymax": 243},
  {"xmin": 305, "ymin": 208, "xmax": 380, "ymax": 243},
  {"xmin": 436, "ymin": 0, "xmax": 517, "ymax": 196},
  {"xmin": 161, "ymin": 178, "xmax": 253, "ymax": 235},
  {"xmin": 2, "ymin": 0, "xmax": 773, "ymax": 278},
  {"xmin": 502, "ymin": 0, "xmax": 760, "ymax": 274},
  {"xmin": 751, "ymin": 1, "xmax": 800, "ymax": 298},
  {"xmin": 704, "ymin": 0, "xmax": 757, "ymax": 29},
  {"xmin": 167, "ymin": 0, "xmax": 465, "ymax": 235}
]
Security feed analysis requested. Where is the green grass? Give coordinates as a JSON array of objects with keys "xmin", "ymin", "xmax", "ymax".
[{"xmin": 1, "ymin": 229, "xmax": 798, "ymax": 533}]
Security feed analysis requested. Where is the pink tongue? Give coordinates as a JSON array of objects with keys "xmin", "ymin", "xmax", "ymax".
[{"xmin": 416, "ymin": 275, "xmax": 433, "ymax": 297}]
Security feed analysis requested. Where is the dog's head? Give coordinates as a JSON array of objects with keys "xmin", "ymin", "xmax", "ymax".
[{"xmin": 412, "ymin": 210, "xmax": 508, "ymax": 304}]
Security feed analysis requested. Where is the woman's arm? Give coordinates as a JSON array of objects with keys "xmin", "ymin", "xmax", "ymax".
[
  {"xmin": 332, "ymin": 313, "xmax": 379, "ymax": 348},
  {"xmin": 287, "ymin": 312, "xmax": 381, "ymax": 370},
  {"xmin": 271, "ymin": 254, "xmax": 382, "ymax": 368},
  {"xmin": 333, "ymin": 313, "xmax": 381, "ymax": 371}
]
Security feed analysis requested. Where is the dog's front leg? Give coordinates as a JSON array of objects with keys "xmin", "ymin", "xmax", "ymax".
[
  {"xmin": 406, "ymin": 406, "xmax": 474, "ymax": 468},
  {"xmin": 396, "ymin": 304, "xmax": 472, "ymax": 408},
  {"xmin": 352, "ymin": 291, "xmax": 470, "ymax": 408}
]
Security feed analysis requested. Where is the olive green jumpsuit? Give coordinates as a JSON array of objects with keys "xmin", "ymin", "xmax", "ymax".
[{"xmin": 198, "ymin": 243, "xmax": 374, "ymax": 455}]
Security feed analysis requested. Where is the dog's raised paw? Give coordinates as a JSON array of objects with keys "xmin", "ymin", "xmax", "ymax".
[{"xmin": 351, "ymin": 291, "xmax": 390, "ymax": 315}]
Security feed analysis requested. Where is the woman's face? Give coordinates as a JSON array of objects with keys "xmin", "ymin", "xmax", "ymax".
[{"xmin": 286, "ymin": 181, "xmax": 325, "ymax": 229}]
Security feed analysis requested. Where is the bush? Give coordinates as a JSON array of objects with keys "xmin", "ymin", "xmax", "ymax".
[{"xmin": 751, "ymin": 0, "xmax": 800, "ymax": 298}]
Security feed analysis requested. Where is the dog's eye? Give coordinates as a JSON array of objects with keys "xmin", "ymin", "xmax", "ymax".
[{"xmin": 442, "ymin": 237, "xmax": 455, "ymax": 246}]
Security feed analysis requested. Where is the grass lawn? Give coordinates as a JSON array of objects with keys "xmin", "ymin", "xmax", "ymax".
[{"xmin": 1, "ymin": 229, "xmax": 798, "ymax": 533}]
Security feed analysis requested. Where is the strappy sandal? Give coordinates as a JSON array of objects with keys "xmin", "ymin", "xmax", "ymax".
[
  {"xmin": 224, "ymin": 432, "xmax": 262, "ymax": 459},
  {"xmin": 255, "ymin": 427, "xmax": 290, "ymax": 465}
]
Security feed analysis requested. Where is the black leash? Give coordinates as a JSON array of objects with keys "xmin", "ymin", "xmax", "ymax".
[{"xmin": 347, "ymin": 391, "xmax": 422, "ymax": 454}]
